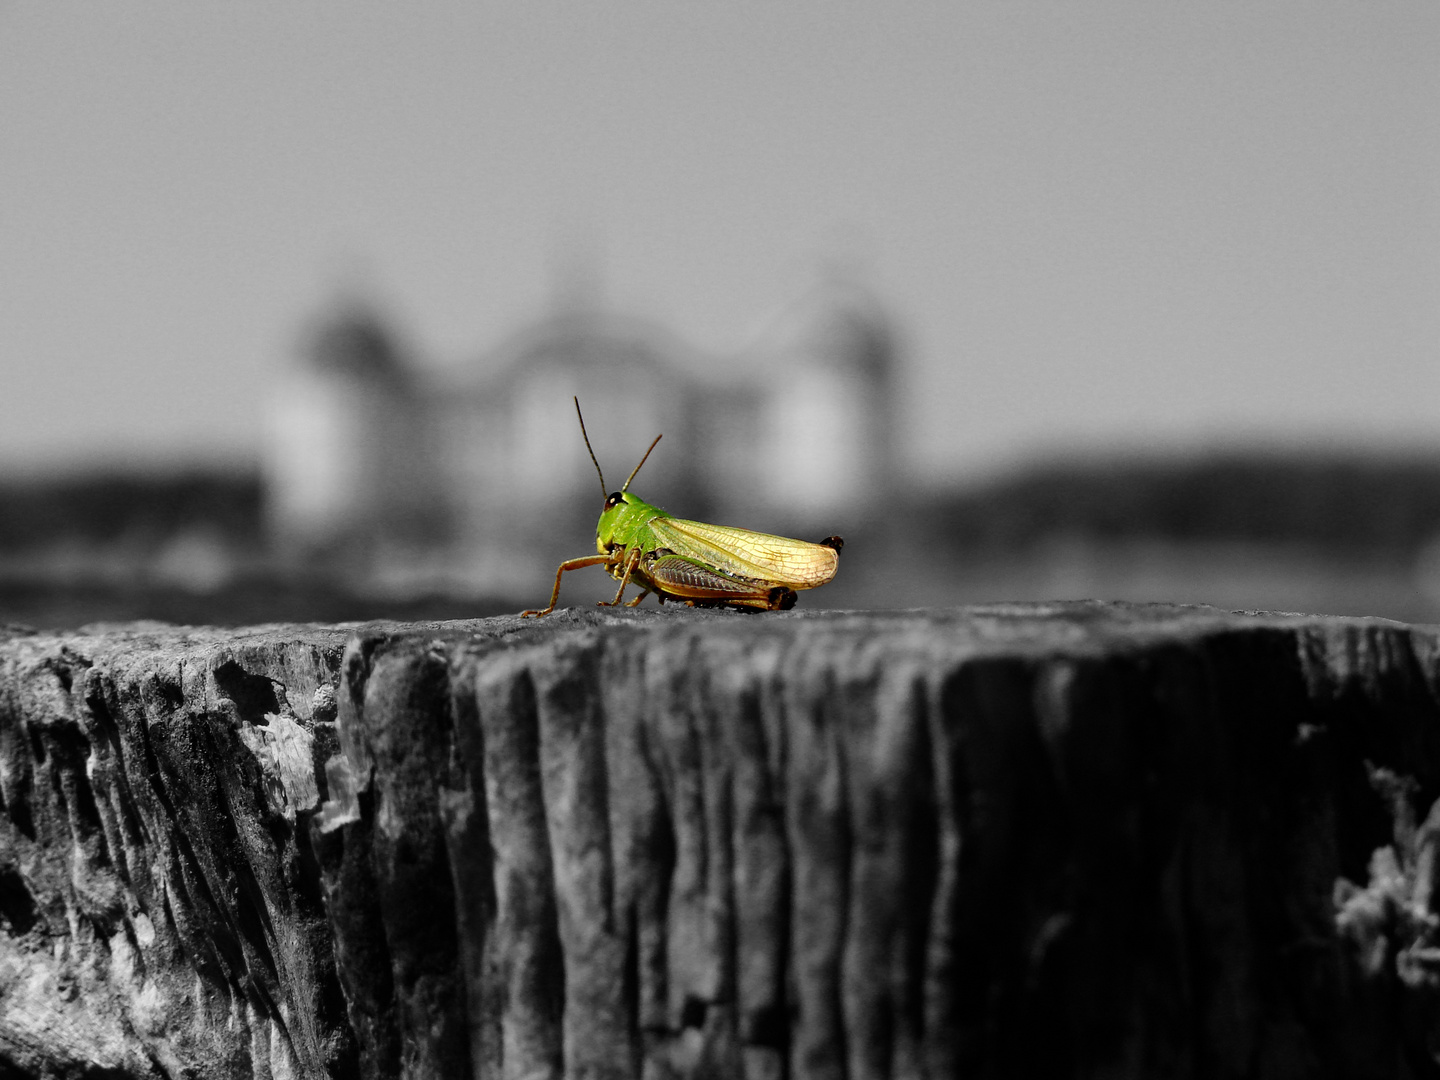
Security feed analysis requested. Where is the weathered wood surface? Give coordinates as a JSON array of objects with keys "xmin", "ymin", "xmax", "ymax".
[{"xmin": 4, "ymin": 604, "xmax": 1440, "ymax": 1078}]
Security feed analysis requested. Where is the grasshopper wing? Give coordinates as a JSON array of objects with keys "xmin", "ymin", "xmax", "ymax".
[{"xmin": 647, "ymin": 517, "xmax": 840, "ymax": 590}]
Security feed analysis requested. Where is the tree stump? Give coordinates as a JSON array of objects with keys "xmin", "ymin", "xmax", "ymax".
[{"xmin": 3, "ymin": 603, "xmax": 1440, "ymax": 1078}]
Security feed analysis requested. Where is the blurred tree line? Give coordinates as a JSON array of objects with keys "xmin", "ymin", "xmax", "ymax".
[
  {"xmin": 0, "ymin": 471, "xmax": 262, "ymax": 552},
  {"xmin": 923, "ymin": 453, "xmax": 1440, "ymax": 557}
]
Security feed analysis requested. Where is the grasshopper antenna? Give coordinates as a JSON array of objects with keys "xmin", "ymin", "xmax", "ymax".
[
  {"xmin": 574, "ymin": 397, "xmax": 607, "ymax": 499},
  {"xmin": 622, "ymin": 433, "xmax": 662, "ymax": 492}
]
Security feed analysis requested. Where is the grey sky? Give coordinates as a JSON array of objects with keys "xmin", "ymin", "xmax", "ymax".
[{"xmin": 2, "ymin": 3, "xmax": 1436, "ymax": 481}]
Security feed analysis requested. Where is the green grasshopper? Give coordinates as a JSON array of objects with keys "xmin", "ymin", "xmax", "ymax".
[{"xmin": 521, "ymin": 398, "xmax": 844, "ymax": 617}]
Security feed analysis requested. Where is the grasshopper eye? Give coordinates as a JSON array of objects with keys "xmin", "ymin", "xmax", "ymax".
[{"xmin": 605, "ymin": 492, "xmax": 624, "ymax": 509}]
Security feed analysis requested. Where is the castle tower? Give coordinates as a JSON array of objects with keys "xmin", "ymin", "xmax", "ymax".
[
  {"xmin": 743, "ymin": 277, "xmax": 899, "ymax": 527},
  {"xmin": 264, "ymin": 304, "xmax": 438, "ymax": 560}
]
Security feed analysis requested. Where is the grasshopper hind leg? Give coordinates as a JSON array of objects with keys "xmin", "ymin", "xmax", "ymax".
[{"xmin": 644, "ymin": 553, "xmax": 798, "ymax": 612}]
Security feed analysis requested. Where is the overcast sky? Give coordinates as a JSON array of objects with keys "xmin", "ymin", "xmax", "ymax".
[{"xmin": 2, "ymin": 3, "xmax": 1437, "ymax": 482}]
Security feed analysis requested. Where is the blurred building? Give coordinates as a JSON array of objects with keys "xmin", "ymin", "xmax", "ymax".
[{"xmin": 263, "ymin": 279, "xmax": 899, "ymax": 591}]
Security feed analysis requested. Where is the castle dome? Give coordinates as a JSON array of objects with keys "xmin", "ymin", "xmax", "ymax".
[
  {"xmin": 305, "ymin": 305, "xmax": 409, "ymax": 385},
  {"xmin": 749, "ymin": 275, "xmax": 894, "ymax": 382}
]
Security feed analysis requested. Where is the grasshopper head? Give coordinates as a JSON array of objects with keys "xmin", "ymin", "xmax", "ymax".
[
  {"xmin": 595, "ymin": 491, "xmax": 630, "ymax": 554},
  {"xmin": 595, "ymin": 490, "xmax": 658, "ymax": 554},
  {"xmin": 574, "ymin": 396, "xmax": 663, "ymax": 555}
]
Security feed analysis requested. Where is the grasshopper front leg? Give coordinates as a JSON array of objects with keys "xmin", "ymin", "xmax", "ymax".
[
  {"xmin": 521, "ymin": 553, "xmax": 620, "ymax": 617},
  {"xmin": 600, "ymin": 547, "xmax": 643, "ymax": 607}
]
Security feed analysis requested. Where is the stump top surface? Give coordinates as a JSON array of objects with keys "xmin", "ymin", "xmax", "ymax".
[{"xmin": 2, "ymin": 600, "xmax": 1427, "ymax": 664}]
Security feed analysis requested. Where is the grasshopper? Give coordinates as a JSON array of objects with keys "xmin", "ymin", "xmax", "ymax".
[{"xmin": 521, "ymin": 398, "xmax": 843, "ymax": 617}]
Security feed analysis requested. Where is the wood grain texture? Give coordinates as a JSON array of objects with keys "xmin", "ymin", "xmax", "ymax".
[{"xmin": 4, "ymin": 604, "xmax": 1440, "ymax": 1078}]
